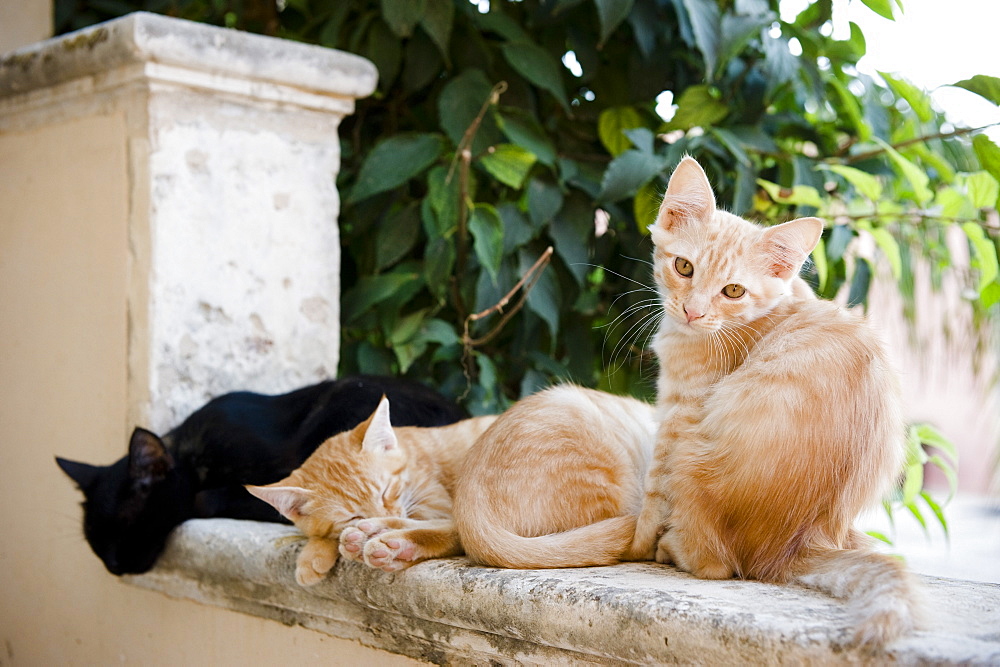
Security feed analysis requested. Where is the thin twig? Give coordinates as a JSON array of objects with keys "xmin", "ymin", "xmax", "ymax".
[
  {"xmin": 462, "ymin": 246, "xmax": 554, "ymax": 348},
  {"xmin": 840, "ymin": 123, "xmax": 1000, "ymax": 163}
]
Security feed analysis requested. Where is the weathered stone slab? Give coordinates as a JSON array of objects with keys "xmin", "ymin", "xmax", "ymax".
[{"xmin": 128, "ymin": 519, "xmax": 1000, "ymax": 665}]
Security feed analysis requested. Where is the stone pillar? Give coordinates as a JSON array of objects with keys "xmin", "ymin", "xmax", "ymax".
[{"xmin": 0, "ymin": 13, "xmax": 377, "ymax": 431}]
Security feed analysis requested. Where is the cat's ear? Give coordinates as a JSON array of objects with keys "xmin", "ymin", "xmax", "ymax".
[
  {"xmin": 55, "ymin": 456, "xmax": 102, "ymax": 490},
  {"xmin": 760, "ymin": 217, "xmax": 824, "ymax": 280},
  {"xmin": 655, "ymin": 156, "xmax": 716, "ymax": 231},
  {"xmin": 360, "ymin": 396, "xmax": 399, "ymax": 455},
  {"xmin": 128, "ymin": 427, "xmax": 174, "ymax": 485},
  {"xmin": 245, "ymin": 485, "xmax": 313, "ymax": 521}
]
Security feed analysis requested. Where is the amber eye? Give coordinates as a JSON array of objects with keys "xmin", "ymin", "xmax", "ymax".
[
  {"xmin": 722, "ymin": 284, "xmax": 746, "ymax": 299},
  {"xmin": 674, "ymin": 257, "xmax": 693, "ymax": 277}
]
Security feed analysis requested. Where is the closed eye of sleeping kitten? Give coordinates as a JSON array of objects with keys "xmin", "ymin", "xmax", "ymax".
[
  {"xmin": 247, "ymin": 397, "xmax": 496, "ymax": 585},
  {"xmin": 625, "ymin": 156, "xmax": 920, "ymax": 650}
]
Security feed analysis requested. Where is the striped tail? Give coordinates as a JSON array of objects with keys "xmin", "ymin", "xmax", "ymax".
[
  {"xmin": 795, "ymin": 548, "xmax": 923, "ymax": 649},
  {"xmin": 458, "ymin": 515, "xmax": 636, "ymax": 569}
]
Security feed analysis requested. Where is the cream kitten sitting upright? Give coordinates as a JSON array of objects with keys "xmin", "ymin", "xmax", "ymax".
[
  {"xmin": 626, "ymin": 157, "xmax": 919, "ymax": 649},
  {"xmin": 247, "ymin": 399, "xmax": 496, "ymax": 585}
]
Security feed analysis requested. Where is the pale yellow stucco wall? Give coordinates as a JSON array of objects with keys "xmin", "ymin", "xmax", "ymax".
[
  {"xmin": 0, "ymin": 85, "xmax": 419, "ymax": 667},
  {"xmin": 0, "ymin": 0, "xmax": 51, "ymax": 53}
]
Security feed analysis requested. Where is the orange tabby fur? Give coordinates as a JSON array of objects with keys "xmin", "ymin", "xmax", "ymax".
[
  {"xmin": 454, "ymin": 384, "xmax": 657, "ymax": 568},
  {"xmin": 625, "ymin": 157, "xmax": 920, "ymax": 649},
  {"xmin": 247, "ymin": 398, "xmax": 496, "ymax": 585}
]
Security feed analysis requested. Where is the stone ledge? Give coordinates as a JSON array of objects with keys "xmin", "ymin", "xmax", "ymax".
[
  {"xmin": 0, "ymin": 12, "xmax": 378, "ymax": 104},
  {"xmin": 126, "ymin": 519, "xmax": 1000, "ymax": 665}
]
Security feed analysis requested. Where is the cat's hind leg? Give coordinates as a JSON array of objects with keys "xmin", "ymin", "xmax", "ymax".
[{"xmin": 296, "ymin": 536, "xmax": 339, "ymax": 586}]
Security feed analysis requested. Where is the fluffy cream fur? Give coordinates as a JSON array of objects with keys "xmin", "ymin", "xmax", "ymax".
[
  {"xmin": 454, "ymin": 384, "xmax": 657, "ymax": 568},
  {"xmin": 625, "ymin": 157, "xmax": 919, "ymax": 649}
]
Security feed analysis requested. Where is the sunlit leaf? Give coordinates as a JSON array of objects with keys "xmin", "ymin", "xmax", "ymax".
[
  {"xmin": 479, "ymin": 144, "xmax": 538, "ymax": 189},
  {"xmin": 962, "ymin": 221, "xmax": 1000, "ymax": 290},
  {"xmin": 966, "ymin": 171, "xmax": 1000, "ymax": 209},
  {"xmin": 599, "ymin": 106, "xmax": 646, "ymax": 157},
  {"xmin": 973, "ymin": 134, "xmax": 1000, "ymax": 186},
  {"xmin": 858, "ymin": 0, "xmax": 896, "ymax": 20},
  {"xmin": 756, "ymin": 179, "xmax": 825, "ymax": 208},
  {"xmin": 821, "ymin": 164, "xmax": 883, "ymax": 201},
  {"xmin": 665, "ymin": 84, "xmax": 728, "ymax": 130},
  {"xmin": 952, "ymin": 74, "xmax": 1000, "ymax": 106},
  {"xmin": 874, "ymin": 138, "xmax": 933, "ymax": 205},
  {"xmin": 869, "ymin": 227, "xmax": 902, "ymax": 280}
]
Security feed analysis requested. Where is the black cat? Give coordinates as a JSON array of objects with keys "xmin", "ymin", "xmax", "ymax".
[{"xmin": 57, "ymin": 376, "xmax": 467, "ymax": 575}]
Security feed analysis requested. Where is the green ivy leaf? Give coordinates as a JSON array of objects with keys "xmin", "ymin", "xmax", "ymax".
[
  {"xmin": 874, "ymin": 138, "xmax": 933, "ymax": 205},
  {"xmin": 349, "ymin": 133, "xmax": 444, "ymax": 203},
  {"xmin": 501, "ymin": 42, "xmax": 571, "ymax": 112},
  {"xmin": 376, "ymin": 204, "xmax": 421, "ymax": 271},
  {"xmin": 680, "ymin": 0, "xmax": 721, "ymax": 78},
  {"xmin": 858, "ymin": 0, "xmax": 896, "ymax": 20},
  {"xmin": 598, "ymin": 106, "xmax": 646, "ymax": 157},
  {"xmin": 595, "ymin": 0, "xmax": 635, "ymax": 45},
  {"xmin": 523, "ymin": 252, "xmax": 562, "ymax": 339},
  {"xmin": 380, "ymin": 0, "xmax": 425, "ymax": 37},
  {"xmin": 973, "ymin": 134, "xmax": 1000, "ymax": 186},
  {"xmin": 821, "ymin": 164, "xmax": 883, "ymax": 201},
  {"xmin": 846, "ymin": 257, "xmax": 871, "ymax": 308},
  {"xmin": 665, "ymin": 84, "xmax": 728, "ymax": 131},
  {"xmin": 869, "ymin": 227, "xmax": 902, "ymax": 280},
  {"xmin": 420, "ymin": 0, "xmax": 454, "ymax": 62},
  {"xmin": 599, "ymin": 150, "xmax": 665, "ymax": 202},
  {"xmin": 952, "ymin": 74, "xmax": 1000, "ymax": 106},
  {"xmin": 423, "ymin": 237, "xmax": 455, "ymax": 299},
  {"xmin": 438, "ymin": 68, "xmax": 500, "ymax": 153},
  {"xmin": 497, "ymin": 109, "xmax": 557, "ymax": 166},
  {"xmin": 966, "ymin": 171, "xmax": 1000, "ymax": 209},
  {"xmin": 961, "ymin": 221, "xmax": 999, "ymax": 291},
  {"xmin": 469, "ymin": 204, "xmax": 505, "ymax": 281},
  {"xmin": 756, "ymin": 179, "xmax": 825, "ymax": 208},
  {"xmin": 342, "ymin": 272, "xmax": 420, "ymax": 322},
  {"xmin": 879, "ymin": 72, "xmax": 933, "ymax": 123},
  {"xmin": 479, "ymin": 144, "xmax": 538, "ymax": 189}
]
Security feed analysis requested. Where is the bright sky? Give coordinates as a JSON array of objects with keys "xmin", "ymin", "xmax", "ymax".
[{"xmin": 784, "ymin": 0, "xmax": 1000, "ymax": 140}]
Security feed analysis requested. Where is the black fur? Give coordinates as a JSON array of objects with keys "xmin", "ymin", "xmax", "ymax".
[{"xmin": 56, "ymin": 376, "xmax": 466, "ymax": 575}]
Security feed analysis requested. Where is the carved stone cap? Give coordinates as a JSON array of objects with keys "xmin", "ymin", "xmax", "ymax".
[{"xmin": 0, "ymin": 11, "xmax": 378, "ymax": 102}]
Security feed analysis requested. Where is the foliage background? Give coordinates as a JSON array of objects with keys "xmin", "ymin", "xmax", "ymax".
[{"xmin": 60, "ymin": 0, "xmax": 1000, "ymax": 519}]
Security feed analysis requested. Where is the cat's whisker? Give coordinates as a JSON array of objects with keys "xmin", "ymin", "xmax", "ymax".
[{"xmin": 608, "ymin": 308, "xmax": 663, "ymax": 373}]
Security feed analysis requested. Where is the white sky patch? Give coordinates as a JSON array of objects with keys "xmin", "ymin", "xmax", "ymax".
[
  {"xmin": 655, "ymin": 90, "xmax": 677, "ymax": 122},
  {"xmin": 562, "ymin": 50, "xmax": 583, "ymax": 77}
]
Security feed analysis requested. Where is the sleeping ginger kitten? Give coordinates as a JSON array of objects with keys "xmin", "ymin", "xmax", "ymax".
[
  {"xmin": 626, "ymin": 157, "xmax": 919, "ymax": 649},
  {"xmin": 247, "ymin": 399, "xmax": 496, "ymax": 585}
]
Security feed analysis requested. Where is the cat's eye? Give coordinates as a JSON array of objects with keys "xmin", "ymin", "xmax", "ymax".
[
  {"xmin": 722, "ymin": 284, "xmax": 746, "ymax": 299},
  {"xmin": 674, "ymin": 257, "xmax": 694, "ymax": 277}
]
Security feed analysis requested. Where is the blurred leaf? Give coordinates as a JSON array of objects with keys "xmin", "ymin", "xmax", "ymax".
[
  {"xmin": 665, "ymin": 84, "xmax": 728, "ymax": 130},
  {"xmin": 342, "ymin": 272, "xmax": 420, "ymax": 322},
  {"xmin": 858, "ymin": 0, "xmax": 896, "ymax": 20},
  {"xmin": 479, "ymin": 144, "xmax": 538, "ymax": 189},
  {"xmin": 681, "ymin": 0, "xmax": 721, "ymax": 78},
  {"xmin": 595, "ymin": 0, "xmax": 635, "ymax": 44},
  {"xmin": 973, "ymin": 134, "xmax": 1000, "ymax": 185},
  {"xmin": 757, "ymin": 179, "xmax": 825, "ymax": 208},
  {"xmin": 350, "ymin": 133, "xmax": 445, "ymax": 203},
  {"xmin": 376, "ymin": 204, "xmax": 421, "ymax": 271},
  {"xmin": 501, "ymin": 41, "xmax": 571, "ymax": 112},
  {"xmin": 874, "ymin": 138, "xmax": 933, "ymax": 205},
  {"xmin": 600, "ymin": 150, "xmax": 665, "ymax": 202},
  {"xmin": 962, "ymin": 221, "xmax": 1000, "ymax": 290},
  {"xmin": 822, "ymin": 164, "xmax": 883, "ymax": 201},
  {"xmin": 599, "ymin": 106, "xmax": 646, "ymax": 157},
  {"xmin": 846, "ymin": 257, "xmax": 871, "ymax": 307},
  {"xmin": 381, "ymin": 0, "xmax": 425, "ymax": 37},
  {"xmin": 869, "ymin": 227, "xmax": 902, "ymax": 280},
  {"xmin": 420, "ymin": 0, "xmax": 454, "ymax": 61},
  {"xmin": 880, "ymin": 72, "xmax": 933, "ymax": 123},
  {"xmin": 951, "ymin": 74, "xmax": 1000, "ymax": 106},
  {"xmin": 469, "ymin": 204, "xmax": 505, "ymax": 281},
  {"xmin": 966, "ymin": 171, "xmax": 1000, "ymax": 209}
]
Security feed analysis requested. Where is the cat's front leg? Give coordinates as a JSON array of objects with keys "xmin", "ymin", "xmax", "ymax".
[{"xmin": 296, "ymin": 536, "xmax": 339, "ymax": 586}]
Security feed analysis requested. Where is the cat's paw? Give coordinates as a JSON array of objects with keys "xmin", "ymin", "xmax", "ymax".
[
  {"xmin": 362, "ymin": 533, "xmax": 421, "ymax": 572},
  {"xmin": 338, "ymin": 519, "xmax": 391, "ymax": 562},
  {"xmin": 295, "ymin": 539, "xmax": 338, "ymax": 586}
]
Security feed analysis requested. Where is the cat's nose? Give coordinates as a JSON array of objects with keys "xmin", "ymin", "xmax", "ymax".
[{"xmin": 683, "ymin": 305, "xmax": 704, "ymax": 323}]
